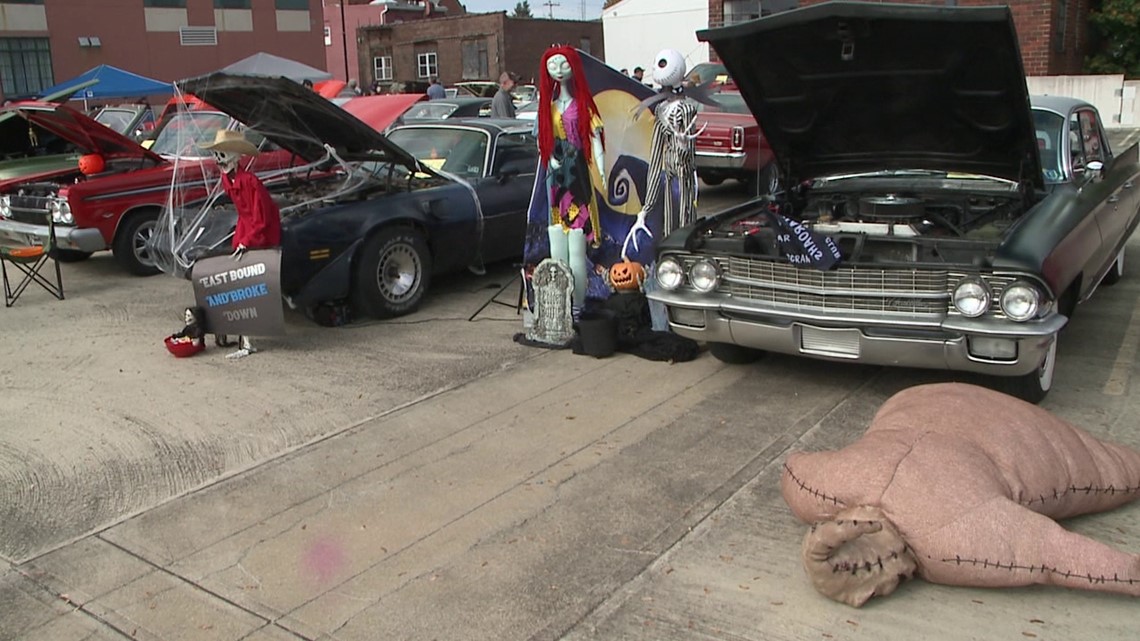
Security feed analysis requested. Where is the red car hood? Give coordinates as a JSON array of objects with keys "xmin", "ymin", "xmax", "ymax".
[
  {"xmin": 341, "ymin": 94, "xmax": 426, "ymax": 132},
  {"xmin": 6, "ymin": 101, "xmax": 165, "ymax": 163}
]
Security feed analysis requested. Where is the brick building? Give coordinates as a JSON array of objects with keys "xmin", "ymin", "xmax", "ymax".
[
  {"xmin": 0, "ymin": 0, "xmax": 325, "ymax": 101},
  {"xmin": 359, "ymin": 11, "xmax": 603, "ymax": 89},
  {"xmin": 707, "ymin": 0, "xmax": 1091, "ymax": 76},
  {"xmin": 323, "ymin": 0, "xmax": 464, "ymax": 84}
]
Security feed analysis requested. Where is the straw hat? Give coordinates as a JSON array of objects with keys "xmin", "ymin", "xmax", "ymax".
[{"xmin": 200, "ymin": 129, "xmax": 259, "ymax": 156}]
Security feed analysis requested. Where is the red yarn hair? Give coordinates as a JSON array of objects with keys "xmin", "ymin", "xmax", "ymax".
[{"xmin": 537, "ymin": 46, "xmax": 603, "ymax": 166}]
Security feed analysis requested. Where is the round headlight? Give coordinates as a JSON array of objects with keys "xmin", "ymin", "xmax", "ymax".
[
  {"xmin": 59, "ymin": 201, "xmax": 73, "ymax": 224},
  {"xmin": 689, "ymin": 259, "xmax": 721, "ymax": 293},
  {"xmin": 657, "ymin": 258, "xmax": 685, "ymax": 290},
  {"xmin": 1000, "ymin": 282, "xmax": 1040, "ymax": 321},
  {"xmin": 953, "ymin": 278, "xmax": 991, "ymax": 317}
]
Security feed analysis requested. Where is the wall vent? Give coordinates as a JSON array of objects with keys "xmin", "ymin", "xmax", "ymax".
[{"xmin": 180, "ymin": 26, "xmax": 218, "ymax": 46}]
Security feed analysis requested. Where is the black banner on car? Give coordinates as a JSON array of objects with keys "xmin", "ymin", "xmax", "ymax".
[
  {"xmin": 192, "ymin": 249, "xmax": 286, "ymax": 337},
  {"xmin": 773, "ymin": 213, "xmax": 842, "ymax": 270}
]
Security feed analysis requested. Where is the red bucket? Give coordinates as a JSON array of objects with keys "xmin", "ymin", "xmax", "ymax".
[{"xmin": 164, "ymin": 335, "xmax": 205, "ymax": 358}]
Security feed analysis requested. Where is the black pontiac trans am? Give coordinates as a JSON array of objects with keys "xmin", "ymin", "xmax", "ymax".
[
  {"xmin": 158, "ymin": 73, "xmax": 537, "ymax": 320},
  {"xmin": 648, "ymin": 2, "xmax": 1140, "ymax": 402}
]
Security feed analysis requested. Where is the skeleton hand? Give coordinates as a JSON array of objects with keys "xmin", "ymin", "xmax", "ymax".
[
  {"xmin": 549, "ymin": 157, "xmax": 562, "ymax": 172},
  {"xmin": 231, "ymin": 244, "xmax": 247, "ymax": 261},
  {"xmin": 621, "ymin": 210, "xmax": 653, "ymax": 261}
]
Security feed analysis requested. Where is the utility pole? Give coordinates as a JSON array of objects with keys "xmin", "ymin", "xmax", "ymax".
[{"xmin": 541, "ymin": 0, "xmax": 559, "ymax": 19}]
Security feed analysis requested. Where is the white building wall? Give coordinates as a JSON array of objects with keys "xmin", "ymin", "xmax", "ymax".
[{"xmin": 602, "ymin": 0, "xmax": 708, "ymax": 76}]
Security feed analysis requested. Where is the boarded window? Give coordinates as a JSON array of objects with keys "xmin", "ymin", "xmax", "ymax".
[{"xmin": 461, "ymin": 39, "xmax": 488, "ymax": 80}]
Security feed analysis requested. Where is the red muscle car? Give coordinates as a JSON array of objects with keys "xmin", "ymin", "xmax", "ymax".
[
  {"xmin": 694, "ymin": 91, "xmax": 778, "ymax": 195},
  {"xmin": 0, "ymin": 102, "xmax": 296, "ymax": 274}
]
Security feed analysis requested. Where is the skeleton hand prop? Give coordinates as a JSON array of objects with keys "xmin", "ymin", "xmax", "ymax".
[
  {"xmin": 231, "ymin": 244, "xmax": 247, "ymax": 260},
  {"xmin": 621, "ymin": 209, "xmax": 653, "ymax": 260}
]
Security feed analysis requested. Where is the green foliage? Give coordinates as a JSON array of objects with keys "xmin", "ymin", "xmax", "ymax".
[
  {"xmin": 1087, "ymin": 0, "xmax": 1140, "ymax": 77},
  {"xmin": 512, "ymin": 1, "xmax": 533, "ymax": 18}
]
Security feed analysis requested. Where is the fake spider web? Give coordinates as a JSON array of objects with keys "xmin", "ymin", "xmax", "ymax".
[{"xmin": 147, "ymin": 78, "xmax": 449, "ymax": 280}]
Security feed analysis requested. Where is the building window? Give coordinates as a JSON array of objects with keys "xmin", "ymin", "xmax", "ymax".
[
  {"xmin": 417, "ymin": 52, "xmax": 437, "ymax": 79},
  {"xmin": 580, "ymin": 37, "xmax": 591, "ymax": 55},
  {"xmin": 324, "ymin": 26, "xmax": 331, "ymax": 46},
  {"xmin": 144, "ymin": 0, "xmax": 186, "ymax": 6},
  {"xmin": 275, "ymin": 0, "xmax": 309, "ymax": 8},
  {"xmin": 461, "ymin": 39, "xmax": 487, "ymax": 80},
  {"xmin": 724, "ymin": 0, "xmax": 760, "ymax": 24},
  {"xmin": 374, "ymin": 56, "xmax": 393, "ymax": 81},
  {"xmin": 0, "ymin": 37, "xmax": 52, "ymax": 98},
  {"xmin": 214, "ymin": 0, "xmax": 251, "ymax": 8}
]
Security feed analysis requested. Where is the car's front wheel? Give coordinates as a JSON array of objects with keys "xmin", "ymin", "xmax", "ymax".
[
  {"xmin": 708, "ymin": 342, "xmax": 763, "ymax": 364},
  {"xmin": 112, "ymin": 210, "xmax": 161, "ymax": 276},
  {"xmin": 700, "ymin": 174, "xmax": 725, "ymax": 186},
  {"xmin": 1102, "ymin": 249, "xmax": 1125, "ymax": 285},
  {"xmin": 1002, "ymin": 336, "xmax": 1056, "ymax": 404},
  {"xmin": 352, "ymin": 226, "xmax": 432, "ymax": 319}
]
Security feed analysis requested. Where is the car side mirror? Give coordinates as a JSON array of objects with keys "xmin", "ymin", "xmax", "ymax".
[
  {"xmin": 497, "ymin": 166, "xmax": 520, "ymax": 184},
  {"xmin": 1083, "ymin": 159, "xmax": 1105, "ymax": 183}
]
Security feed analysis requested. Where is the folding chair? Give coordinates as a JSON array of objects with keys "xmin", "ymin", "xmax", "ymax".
[{"xmin": 1, "ymin": 211, "xmax": 64, "ymax": 307}]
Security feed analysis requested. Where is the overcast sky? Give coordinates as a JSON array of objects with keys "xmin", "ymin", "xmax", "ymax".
[{"xmin": 461, "ymin": 0, "xmax": 607, "ymax": 22}]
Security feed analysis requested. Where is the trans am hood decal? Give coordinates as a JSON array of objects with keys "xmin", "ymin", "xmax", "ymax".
[{"xmin": 698, "ymin": 2, "xmax": 1044, "ymax": 189}]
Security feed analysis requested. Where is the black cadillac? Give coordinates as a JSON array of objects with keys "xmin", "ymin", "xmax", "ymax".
[{"xmin": 648, "ymin": 2, "xmax": 1140, "ymax": 402}]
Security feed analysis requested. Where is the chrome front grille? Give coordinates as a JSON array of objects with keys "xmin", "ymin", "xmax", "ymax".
[
  {"xmin": 713, "ymin": 256, "xmax": 949, "ymax": 317},
  {"xmin": 675, "ymin": 255, "xmax": 1029, "ymax": 320},
  {"xmin": 7, "ymin": 194, "xmax": 52, "ymax": 224}
]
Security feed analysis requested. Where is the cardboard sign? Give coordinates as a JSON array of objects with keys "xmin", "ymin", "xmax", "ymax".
[{"xmin": 191, "ymin": 249, "xmax": 285, "ymax": 337}]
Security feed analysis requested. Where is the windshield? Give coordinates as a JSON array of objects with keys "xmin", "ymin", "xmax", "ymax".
[
  {"xmin": 149, "ymin": 111, "xmax": 232, "ymax": 158},
  {"xmin": 388, "ymin": 127, "xmax": 489, "ymax": 178},
  {"xmin": 1032, "ymin": 109, "xmax": 1066, "ymax": 184},
  {"xmin": 402, "ymin": 102, "xmax": 460, "ymax": 120},
  {"xmin": 93, "ymin": 108, "xmax": 139, "ymax": 135}
]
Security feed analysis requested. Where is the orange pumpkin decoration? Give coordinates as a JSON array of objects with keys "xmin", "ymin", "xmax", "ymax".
[
  {"xmin": 78, "ymin": 153, "xmax": 105, "ymax": 175},
  {"xmin": 609, "ymin": 259, "xmax": 646, "ymax": 292}
]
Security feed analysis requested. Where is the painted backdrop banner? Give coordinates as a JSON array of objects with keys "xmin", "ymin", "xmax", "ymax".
[
  {"xmin": 191, "ymin": 249, "xmax": 285, "ymax": 336},
  {"xmin": 523, "ymin": 50, "xmax": 660, "ymax": 306}
]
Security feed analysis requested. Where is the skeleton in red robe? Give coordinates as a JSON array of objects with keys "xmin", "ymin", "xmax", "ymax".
[
  {"xmin": 201, "ymin": 129, "xmax": 281, "ymax": 360},
  {"xmin": 782, "ymin": 383, "xmax": 1140, "ymax": 606}
]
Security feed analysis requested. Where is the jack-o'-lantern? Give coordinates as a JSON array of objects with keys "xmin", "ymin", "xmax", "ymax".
[
  {"xmin": 609, "ymin": 259, "xmax": 645, "ymax": 292},
  {"xmin": 78, "ymin": 153, "xmax": 105, "ymax": 176}
]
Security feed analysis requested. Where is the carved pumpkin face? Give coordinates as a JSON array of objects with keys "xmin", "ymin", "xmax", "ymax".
[
  {"xmin": 610, "ymin": 260, "xmax": 645, "ymax": 291},
  {"xmin": 78, "ymin": 153, "xmax": 105, "ymax": 175}
]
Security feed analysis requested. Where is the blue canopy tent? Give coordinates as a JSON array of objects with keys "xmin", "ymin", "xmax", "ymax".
[{"xmin": 37, "ymin": 64, "xmax": 172, "ymax": 109}]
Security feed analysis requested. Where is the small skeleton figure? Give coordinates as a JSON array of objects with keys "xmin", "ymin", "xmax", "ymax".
[
  {"xmin": 200, "ymin": 129, "xmax": 281, "ymax": 360},
  {"xmin": 623, "ymin": 49, "xmax": 717, "ymax": 259}
]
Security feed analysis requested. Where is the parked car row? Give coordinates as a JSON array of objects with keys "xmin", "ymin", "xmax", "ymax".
[{"xmin": 0, "ymin": 69, "xmax": 540, "ymax": 323}]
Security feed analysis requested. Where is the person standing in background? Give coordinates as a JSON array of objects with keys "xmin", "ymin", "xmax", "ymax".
[
  {"xmin": 491, "ymin": 71, "xmax": 518, "ymax": 119},
  {"xmin": 427, "ymin": 77, "xmax": 446, "ymax": 100}
]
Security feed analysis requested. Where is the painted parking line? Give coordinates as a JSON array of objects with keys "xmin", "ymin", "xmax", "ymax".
[{"xmin": 1103, "ymin": 294, "xmax": 1140, "ymax": 395}]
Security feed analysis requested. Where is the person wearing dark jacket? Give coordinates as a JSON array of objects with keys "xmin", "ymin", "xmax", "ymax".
[{"xmin": 491, "ymin": 71, "xmax": 518, "ymax": 119}]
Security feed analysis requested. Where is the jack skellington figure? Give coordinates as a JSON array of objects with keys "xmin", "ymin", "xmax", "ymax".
[
  {"xmin": 200, "ymin": 129, "xmax": 281, "ymax": 360},
  {"xmin": 622, "ymin": 49, "xmax": 719, "ymax": 259}
]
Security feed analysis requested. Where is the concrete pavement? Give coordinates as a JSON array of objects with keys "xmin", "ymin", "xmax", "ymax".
[{"xmin": 4, "ymin": 237, "xmax": 1140, "ymax": 639}]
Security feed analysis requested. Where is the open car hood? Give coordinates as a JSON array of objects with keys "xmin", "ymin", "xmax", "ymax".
[
  {"xmin": 3, "ymin": 101, "xmax": 164, "ymax": 163},
  {"xmin": 177, "ymin": 72, "xmax": 417, "ymax": 170},
  {"xmin": 698, "ymin": 2, "xmax": 1043, "ymax": 189}
]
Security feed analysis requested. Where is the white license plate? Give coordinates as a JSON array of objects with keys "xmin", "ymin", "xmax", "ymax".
[{"xmin": 800, "ymin": 326, "xmax": 861, "ymax": 358}]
